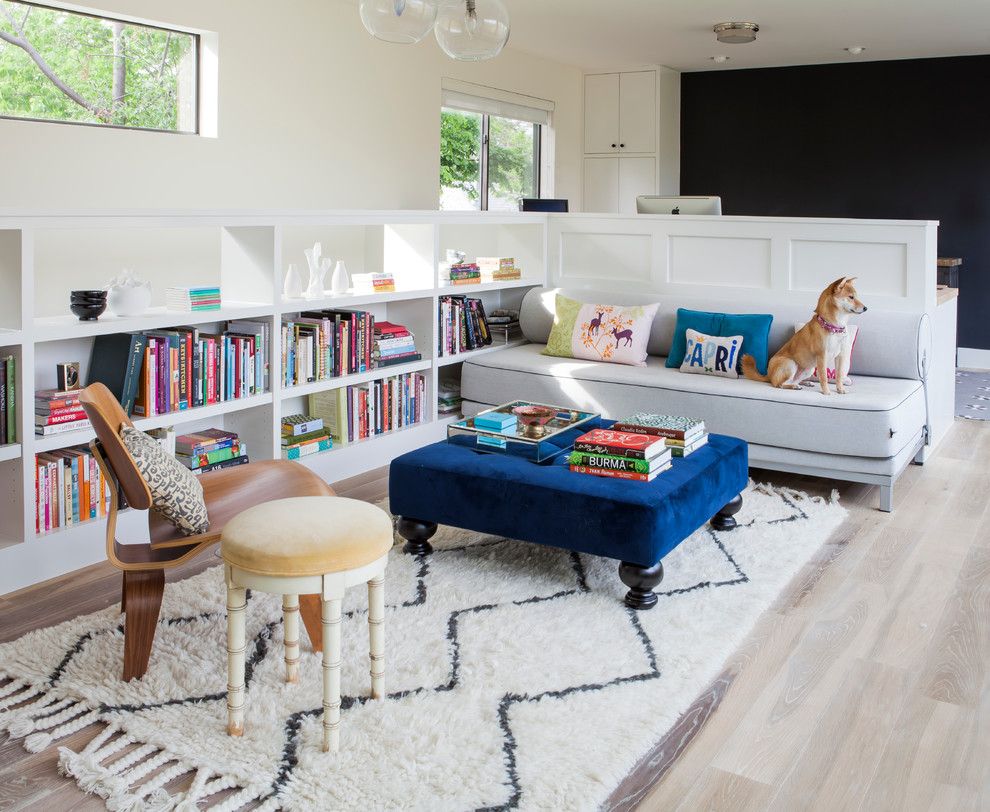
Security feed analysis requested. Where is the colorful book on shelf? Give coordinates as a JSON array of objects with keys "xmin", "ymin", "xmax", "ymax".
[
  {"xmin": 308, "ymin": 388, "xmax": 350, "ymax": 447},
  {"xmin": 282, "ymin": 437, "xmax": 332, "ymax": 460},
  {"xmin": 438, "ymin": 295, "xmax": 492, "ymax": 356},
  {"xmin": 282, "ymin": 415, "xmax": 324, "ymax": 437},
  {"xmin": 165, "ymin": 286, "xmax": 222, "ymax": 312},
  {"xmin": 176, "ymin": 444, "xmax": 245, "ymax": 470},
  {"xmin": 34, "ymin": 445, "xmax": 110, "ymax": 534},
  {"xmin": 86, "ymin": 332, "xmax": 148, "ymax": 415},
  {"xmin": 191, "ymin": 455, "xmax": 250, "ymax": 476},
  {"xmin": 612, "ymin": 413, "xmax": 706, "ymax": 442},
  {"xmin": 175, "ymin": 428, "xmax": 239, "ymax": 456},
  {"xmin": 1, "ymin": 355, "xmax": 15, "ymax": 445},
  {"xmin": 573, "ymin": 428, "xmax": 667, "ymax": 461}
]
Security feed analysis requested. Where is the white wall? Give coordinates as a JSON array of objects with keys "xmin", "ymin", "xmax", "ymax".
[{"xmin": 0, "ymin": 0, "xmax": 583, "ymax": 211}]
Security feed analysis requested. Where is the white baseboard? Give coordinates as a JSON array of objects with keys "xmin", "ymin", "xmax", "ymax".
[{"xmin": 957, "ymin": 347, "xmax": 990, "ymax": 370}]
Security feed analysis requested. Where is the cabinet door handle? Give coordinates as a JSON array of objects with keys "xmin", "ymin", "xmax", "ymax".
[
  {"xmin": 611, "ymin": 143, "xmax": 617, "ymax": 148},
  {"xmin": 619, "ymin": 143, "xmax": 625, "ymax": 148}
]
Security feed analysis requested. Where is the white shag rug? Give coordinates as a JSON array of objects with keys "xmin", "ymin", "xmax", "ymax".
[{"xmin": 0, "ymin": 481, "xmax": 845, "ymax": 811}]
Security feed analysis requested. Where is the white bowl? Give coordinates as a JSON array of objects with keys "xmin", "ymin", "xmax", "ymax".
[{"xmin": 107, "ymin": 284, "xmax": 152, "ymax": 317}]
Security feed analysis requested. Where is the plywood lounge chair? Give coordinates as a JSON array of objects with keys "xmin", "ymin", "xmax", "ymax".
[{"xmin": 80, "ymin": 383, "xmax": 331, "ymax": 680}]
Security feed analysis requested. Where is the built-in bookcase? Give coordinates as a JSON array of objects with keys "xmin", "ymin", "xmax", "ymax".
[{"xmin": 0, "ymin": 210, "xmax": 547, "ymax": 593}]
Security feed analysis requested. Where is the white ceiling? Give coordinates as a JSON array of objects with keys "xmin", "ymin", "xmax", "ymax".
[{"xmin": 501, "ymin": 0, "xmax": 990, "ymax": 71}]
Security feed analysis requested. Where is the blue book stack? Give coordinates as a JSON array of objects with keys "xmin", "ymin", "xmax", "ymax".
[{"xmin": 474, "ymin": 412, "xmax": 517, "ymax": 433}]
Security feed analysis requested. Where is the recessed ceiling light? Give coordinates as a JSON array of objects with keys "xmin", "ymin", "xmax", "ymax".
[
  {"xmin": 713, "ymin": 22, "xmax": 759, "ymax": 44},
  {"xmin": 711, "ymin": 55, "xmax": 730, "ymax": 64},
  {"xmin": 845, "ymin": 46, "xmax": 866, "ymax": 55}
]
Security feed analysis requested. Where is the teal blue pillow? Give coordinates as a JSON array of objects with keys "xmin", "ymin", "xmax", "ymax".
[{"xmin": 666, "ymin": 308, "xmax": 774, "ymax": 374}]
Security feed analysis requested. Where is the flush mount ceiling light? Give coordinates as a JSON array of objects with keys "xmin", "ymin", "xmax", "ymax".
[
  {"xmin": 435, "ymin": 0, "xmax": 510, "ymax": 62},
  {"xmin": 711, "ymin": 55, "xmax": 730, "ymax": 64},
  {"xmin": 845, "ymin": 46, "xmax": 866, "ymax": 55},
  {"xmin": 713, "ymin": 22, "xmax": 760, "ymax": 44},
  {"xmin": 359, "ymin": 0, "xmax": 438, "ymax": 45}
]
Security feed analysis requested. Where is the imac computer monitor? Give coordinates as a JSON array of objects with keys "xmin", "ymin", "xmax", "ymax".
[{"xmin": 636, "ymin": 196, "xmax": 722, "ymax": 215}]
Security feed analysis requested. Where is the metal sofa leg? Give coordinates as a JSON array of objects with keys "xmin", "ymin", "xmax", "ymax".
[{"xmin": 879, "ymin": 484, "xmax": 893, "ymax": 513}]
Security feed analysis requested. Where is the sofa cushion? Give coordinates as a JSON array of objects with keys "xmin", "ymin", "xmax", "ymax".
[
  {"xmin": 544, "ymin": 294, "xmax": 659, "ymax": 367},
  {"xmin": 460, "ymin": 343, "xmax": 925, "ymax": 460},
  {"xmin": 679, "ymin": 329, "xmax": 743, "ymax": 378},
  {"xmin": 666, "ymin": 308, "xmax": 773, "ymax": 374}
]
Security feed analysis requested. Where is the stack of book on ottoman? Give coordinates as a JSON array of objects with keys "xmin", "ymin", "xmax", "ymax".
[
  {"xmin": 568, "ymin": 428, "xmax": 672, "ymax": 482},
  {"xmin": 612, "ymin": 413, "xmax": 708, "ymax": 457}
]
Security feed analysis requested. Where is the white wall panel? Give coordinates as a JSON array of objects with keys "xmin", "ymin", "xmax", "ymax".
[
  {"xmin": 790, "ymin": 239, "xmax": 907, "ymax": 296},
  {"xmin": 559, "ymin": 231, "xmax": 653, "ymax": 282},
  {"xmin": 669, "ymin": 235, "xmax": 771, "ymax": 288}
]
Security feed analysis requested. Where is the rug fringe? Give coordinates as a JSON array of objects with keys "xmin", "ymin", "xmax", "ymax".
[{"xmin": 56, "ymin": 720, "xmax": 258, "ymax": 812}]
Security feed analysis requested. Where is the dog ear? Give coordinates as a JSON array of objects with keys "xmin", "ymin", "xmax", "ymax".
[{"xmin": 831, "ymin": 276, "xmax": 849, "ymax": 291}]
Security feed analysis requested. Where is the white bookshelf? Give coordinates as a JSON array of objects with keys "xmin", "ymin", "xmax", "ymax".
[{"xmin": 0, "ymin": 210, "xmax": 548, "ymax": 594}]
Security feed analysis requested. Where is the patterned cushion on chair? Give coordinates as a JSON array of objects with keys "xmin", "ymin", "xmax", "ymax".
[{"xmin": 121, "ymin": 426, "xmax": 210, "ymax": 535}]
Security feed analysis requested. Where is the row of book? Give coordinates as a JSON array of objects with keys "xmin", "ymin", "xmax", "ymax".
[
  {"xmin": 35, "ymin": 445, "xmax": 112, "ymax": 534},
  {"xmin": 282, "ymin": 414, "xmax": 332, "ymax": 460},
  {"xmin": 35, "ymin": 388, "xmax": 88, "ymax": 436},
  {"xmin": 352, "ymin": 273, "xmax": 396, "ymax": 294},
  {"xmin": 308, "ymin": 372, "xmax": 426, "ymax": 445},
  {"xmin": 443, "ymin": 257, "xmax": 522, "ymax": 286},
  {"xmin": 567, "ymin": 414, "xmax": 708, "ymax": 482},
  {"xmin": 282, "ymin": 311, "xmax": 422, "ymax": 387},
  {"xmin": 438, "ymin": 295, "xmax": 492, "ymax": 356},
  {"xmin": 175, "ymin": 428, "xmax": 249, "ymax": 475},
  {"xmin": 0, "ymin": 355, "xmax": 15, "ymax": 445}
]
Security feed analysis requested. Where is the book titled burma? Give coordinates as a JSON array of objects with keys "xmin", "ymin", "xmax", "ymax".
[
  {"xmin": 573, "ymin": 428, "xmax": 667, "ymax": 461},
  {"xmin": 612, "ymin": 413, "xmax": 705, "ymax": 441},
  {"xmin": 568, "ymin": 450, "xmax": 671, "ymax": 475},
  {"xmin": 568, "ymin": 463, "xmax": 670, "ymax": 482}
]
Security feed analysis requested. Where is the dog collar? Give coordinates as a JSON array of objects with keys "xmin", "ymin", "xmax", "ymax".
[{"xmin": 816, "ymin": 314, "xmax": 846, "ymax": 334}]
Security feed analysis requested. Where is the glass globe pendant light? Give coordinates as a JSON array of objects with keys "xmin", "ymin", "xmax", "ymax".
[
  {"xmin": 435, "ymin": 0, "xmax": 510, "ymax": 61},
  {"xmin": 359, "ymin": 0, "xmax": 439, "ymax": 45}
]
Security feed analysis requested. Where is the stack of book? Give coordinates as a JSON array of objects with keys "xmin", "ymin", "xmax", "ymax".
[
  {"xmin": 438, "ymin": 295, "xmax": 492, "ymax": 356},
  {"xmin": 34, "ymin": 445, "xmax": 111, "ymax": 533},
  {"xmin": 307, "ymin": 371, "xmax": 425, "ymax": 445},
  {"xmin": 373, "ymin": 321, "xmax": 421, "ymax": 368},
  {"xmin": 447, "ymin": 262, "xmax": 481, "ymax": 285},
  {"xmin": 352, "ymin": 273, "xmax": 396, "ymax": 294},
  {"xmin": 131, "ymin": 320, "xmax": 269, "ymax": 417},
  {"xmin": 612, "ymin": 413, "xmax": 708, "ymax": 457},
  {"xmin": 176, "ymin": 429, "xmax": 248, "ymax": 475},
  {"xmin": 487, "ymin": 308, "xmax": 521, "ymax": 343},
  {"xmin": 477, "ymin": 257, "xmax": 521, "ymax": 282},
  {"xmin": 0, "ymin": 354, "xmax": 15, "ymax": 445},
  {"xmin": 437, "ymin": 381, "xmax": 462, "ymax": 416},
  {"xmin": 281, "ymin": 415, "xmax": 332, "ymax": 460},
  {"xmin": 166, "ymin": 286, "xmax": 222, "ymax": 312},
  {"xmin": 283, "ymin": 309, "xmax": 375, "ymax": 387},
  {"xmin": 568, "ymin": 428, "xmax": 672, "ymax": 482},
  {"xmin": 35, "ymin": 388, "xmax": 90, "ymax": 436}
]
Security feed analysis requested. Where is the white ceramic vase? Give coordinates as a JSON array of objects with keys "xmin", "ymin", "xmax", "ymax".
[
  {"xmin": 283, "ymin": 263, "xmax": 304, "ymax": 299},
  {"xmin": 331, "ymin": 260, "xmax": 350, "ymax": 295},
  {"xmin": 106, "ymin": 277, "xmax": 152, "ymax": 317}
]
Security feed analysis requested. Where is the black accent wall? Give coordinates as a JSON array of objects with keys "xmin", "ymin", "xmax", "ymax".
[{"xmin": 680, "ymin": 55, "xmax": 990, "ymax": 349}]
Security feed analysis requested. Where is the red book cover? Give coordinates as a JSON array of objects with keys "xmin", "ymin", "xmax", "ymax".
[
  {"xmin": 574, "ymin": 429, "xmax": 667, "ymax": 461},
  {"xmin": 35, "ymin": 411, "xmax": 87, "ymax": 426},
  {"xmin": 206, "ymin": 338, "xmax": 217, "ymax": 404}
]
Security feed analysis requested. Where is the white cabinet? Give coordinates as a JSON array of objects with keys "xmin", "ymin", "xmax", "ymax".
[
  {"xmin": 584, "ymin": 70, "xmax": 656, "ymax": 155},
  {"xmin": 582, "ymin": 66, "xmax": 677, "ymax": 212},
  {"xmin": 584, "ymin": 156, "xmax": 656, "ymax": 214}
]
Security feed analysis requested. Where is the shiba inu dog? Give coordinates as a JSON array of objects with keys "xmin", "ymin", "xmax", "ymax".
[{"xmin": 741, "ymin": 276, "xmax": 867, "ymax": 396}]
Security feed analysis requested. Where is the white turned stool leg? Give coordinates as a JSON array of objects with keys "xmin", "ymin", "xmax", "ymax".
[
  {"xmin": 322, "ymin": 598, "xmax": 342, "ymax": 754},
  {"xmin": 368, "ymin": 575, "xmax": 385, "ymax": 700},
  {"xmin": 283, "ymin": 594, "xmax": 300, "ymax": 684},
  {"xmin": 226, "ymin": 584, "xmax": 247, "ymax": 737}
]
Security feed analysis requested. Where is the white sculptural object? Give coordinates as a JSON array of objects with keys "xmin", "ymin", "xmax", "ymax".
[
  {"xmin": 283, "ymin": 263, "xmax": 303, "ymax": 299},
  {"xmin": 303, "ymin": 243, "xmax": 330, "ymax": 299},
  {"xmin": 331, "ymin": 260, "xmax": 350, "ymax": 295}
]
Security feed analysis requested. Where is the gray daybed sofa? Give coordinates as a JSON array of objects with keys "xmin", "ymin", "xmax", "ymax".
[{"xmin": 460, "ymin": 287, "xmax": 932, "ymax": 512}]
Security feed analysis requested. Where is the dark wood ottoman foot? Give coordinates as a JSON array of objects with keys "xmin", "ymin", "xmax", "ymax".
[
  {"xmin": 618, "ymin": 560, "xmax": 664, "ymax": 610},
  {"xmin": 711, "ymin": 494, "xmax": 743, "ymax": 531},
  {"xmin": 396, "ymin": 517, "xmax": 438, "ymax": 556}
]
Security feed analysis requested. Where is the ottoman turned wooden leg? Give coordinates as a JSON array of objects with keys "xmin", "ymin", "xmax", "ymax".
[
  {"xmin": 283, "ymin": 594, "xmax": 300, "ymax": 684},
  {"xmin": 396, "ymin": 517, "xmax": 438, "ymax": 556},
  {"xmin": 368, "ymin": 575, "xmax": 385, "ymax": 700},
  {"xmin": 226, "ymin": 584, "xmax": 247, "ymax": 737},
  {"xmin": 618, "ymin": 560, "xmax": 664, "ymax": 610},
  {"xmin": 711, "ymin": 494, "xmax": 743, "ymax": 531},
  {"xmin": 322, "ymin": 598, "xmax": 343, "ymax": 754}
]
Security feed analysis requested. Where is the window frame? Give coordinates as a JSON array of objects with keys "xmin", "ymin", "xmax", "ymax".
[
  {"xmin": 0, "ymin": 0, "xmax": 201, "ymax": 135},
  {"xmin": 476, "ymin": 113, "xmax": 542, "ymax": 211}
]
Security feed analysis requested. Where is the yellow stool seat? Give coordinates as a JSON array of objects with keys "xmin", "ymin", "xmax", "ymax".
[{"xmin": 220, "ymin": 496, "xmax": 393, "ymax": 577}]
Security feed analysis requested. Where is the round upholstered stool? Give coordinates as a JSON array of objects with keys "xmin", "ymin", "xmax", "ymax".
[{"xmin": 220, "ymin": 496, "xmax": 392, "ymax": 753}]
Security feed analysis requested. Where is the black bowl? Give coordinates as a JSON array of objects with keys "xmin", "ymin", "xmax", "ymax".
[
  {"xmin": 71, "ymin": 292, "xmax": 107, "ymax": 301},
  {"xmin": 70, "ymin": 289, "xmax": 107, "ymax": 298},
  {"xmin": 70, "ymin": 301, "xmax": 107, "ymax": 321}
]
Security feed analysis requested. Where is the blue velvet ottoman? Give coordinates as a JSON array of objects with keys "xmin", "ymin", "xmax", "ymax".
[{"xmin": 388, "ymin": 428, "xmax": 748, "ymax": 609}]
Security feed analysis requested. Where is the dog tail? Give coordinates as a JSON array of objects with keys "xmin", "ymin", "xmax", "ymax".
[{"xmin": 741, "ymin": 354, "xmax": 769, "ymax": 382}]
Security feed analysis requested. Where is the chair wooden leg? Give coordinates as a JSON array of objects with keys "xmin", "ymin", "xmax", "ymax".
[
  {"xmin": 120, "ymin": 571, "xmax": 127, "ymax": 613},
  {"xmin": 283, "ymin": 594, "xmax": 300, "ymax": 683},
  {"xmin": 121, "ymin": 570, "xmax": 165, "ymax": 681},
  {"xmin": 368, "ymin": 575, "xmax": 385, "ymax": 700},
  {"xmin": 322, "ymin": 597, "xmax": 342, "ymax": 754},
  {"xmin": 299, "ymin": 594, "xmax": 323, "ymax": 654}
]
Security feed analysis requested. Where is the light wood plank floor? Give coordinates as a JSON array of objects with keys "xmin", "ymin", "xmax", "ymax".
[{"xmin": 2, "ymin": 423, "xmax": 988, "ymax": 811}]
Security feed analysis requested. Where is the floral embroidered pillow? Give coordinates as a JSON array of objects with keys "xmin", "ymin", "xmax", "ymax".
[
  {"xmin": 544, "ymin": 295, "xmax": 659, "ymax": 367},
  {"xmin": 679, "ymin": 329, "xmax": 743, "ymax": 379}
]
